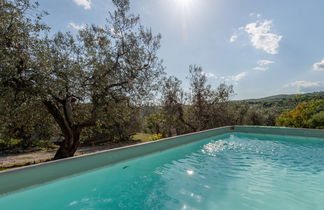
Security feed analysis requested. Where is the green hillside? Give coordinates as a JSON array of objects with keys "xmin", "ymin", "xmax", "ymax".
[
  {"xmin": 245, "ymin": 94, "xmax": 297, "ymax": 103},
  {"xmin": 245, "ymin": 92, "xmax": 324, "ymax": 103}
]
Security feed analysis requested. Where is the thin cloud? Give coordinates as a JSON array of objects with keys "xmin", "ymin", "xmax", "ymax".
[
  {"xmin": 230, "ymin": 72, "xmax": 247, "ymax": 82},
  {"xmin": 73, "ymin": 0, "xmax": 91, "ymax": 10},
  {"xmin": 254, "ymin": 66, "xmax": 268, "ymax": 71},
  {"xmin": 229, "ymin": 34, "xmax": 238, "ymax": 43},
  {"xmin": 254, "ymin": 59, "xmax": 274, "ymax": 71},
  {"xmin": 313, "ymin": 59, "xmax": 324, "ymax": 71},
  {"xmin": 201, "ymin": 71, "xmax": 247, "ymax": 84},
  {"xmin": 68, "ymin": 22, "xmax": 86, "ymax": 30},
  {"xmin": 258, "ymin": 60, "xmax": 274, "ymax": 66},
  {"xmin": 244, "ymin": 20, "xmax": 282, "ymax": 54},
  {"xmin": 249, "ymin": 13, "xmax": 262, "ymax": 18},
  {"xmin": 285, "ymin": 80, "xmax": 324, "ymax": 93},
  {"xmin": 201, "ymin": 71, "xmax": 218, "ymax": 79},
  {"xmin": 285, "ymin": 81, "xmax": 321, "ymax": 88}
]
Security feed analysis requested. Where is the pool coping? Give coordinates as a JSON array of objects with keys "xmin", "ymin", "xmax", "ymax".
[{"xmin": 0, "ymin": 126, "xmax": 323, "ymax": 195}]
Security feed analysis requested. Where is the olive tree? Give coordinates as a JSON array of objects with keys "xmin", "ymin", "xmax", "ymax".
[
  {"xmin": 160, "ymin": 76, "xmax": 194, "ymax": 134},
  {"xmin": 0, "ymin": 0, "xmax": 163, "ymax": 159},
  {"xmin": 155, "ymin": 66, "xmax": 234, "ymax": 135},
  {"xmin": 186, "ymin": 65, "xmax": 234, "ymax": 131}
]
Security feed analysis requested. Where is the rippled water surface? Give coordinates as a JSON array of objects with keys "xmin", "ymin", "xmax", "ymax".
[{"xmin": 1, "ymin": 133, "xmax": 324, "ymax": 210}]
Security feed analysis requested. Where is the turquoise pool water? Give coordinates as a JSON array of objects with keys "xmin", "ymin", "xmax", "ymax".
[{"xmin": 1, "ymin": 132, "xmax": 324, "ymax": 210}]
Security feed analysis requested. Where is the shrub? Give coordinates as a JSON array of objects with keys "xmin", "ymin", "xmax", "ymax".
[
  {"xmin": 0, "ymin": 138, "xmax": 23, "ymax": 152},
  {"xmin": 32, "ymin": 140, "xmax": 56, "ymax": 149},
  {"xmin": 149, "ymin": 133, "xmax": 163, "ymax": 141},
  {"xmin": 276, "ymin": 100, "xmax": 324, "ymax": 128},
  {"xmin": 309, "ymin": 111, "xmax": 324, "ymax": 129},
  {"xmin": 0, "ymin": 139, "xmax": 56, "ymax": 153}
]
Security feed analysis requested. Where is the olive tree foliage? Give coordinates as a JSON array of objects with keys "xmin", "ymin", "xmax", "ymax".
[
  {"xmin": 0, "ymin": 0, "xmax": 45, "ymax": 97},
  {"xmin": 82, "ymin": 99, "xmax": 142, "ymax": 144},
  {"xmin": 185, "ymin": 65, "xmax": 234, "ymax": 131},
  {"xmin": 145, "ymin": 113, "xmax": 166, "ymax": 135},
  {"xmin": 226, "ymin": 102, "xmax": 277, "ymax": 126},
  {"xmin": 150, "ymin": 65, "xmax": 234, "ymax": 136},
  {"xmin": 0, "ymin": 0, "xmax": 164, "ymax": 159},
  {"xmin": 0, "ymin": 0, "xmax": 52, "ymax": 141},
  {"xmin": 160, "ymin": 76, "xmax": 192, "ymax": 135},
  {"xmin": 145, "ymin": 76, "xmax": 192, "ymax": 136},
  {"xmin": 0, "ymin": 91, "xmax": 58, "ymax": 143}
]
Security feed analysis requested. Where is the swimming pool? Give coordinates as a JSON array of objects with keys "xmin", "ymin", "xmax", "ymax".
[{"xmin": 1, "ymin": 127, "xmax": 324, "ymax": 209}]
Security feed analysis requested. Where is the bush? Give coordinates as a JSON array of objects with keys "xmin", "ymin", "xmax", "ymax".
[
  {"xmin": 0, "ymin": 139, "xmax": 20, "ymax": 148},
  {"xmin": 0, "ymin": 138, "xmax": 23, "ymax": 152},
  {"xmin": 32, "ymin": 140, "xmax": 56, "ymax": 149},
  {"xmin": 276, "ymin": 100, "xmax": 324, "ymax": 128},
  {"xmin": 145, "ymin": 114, "xmax": 166, "ymax": 135},
  {"xmin": 149, "ymin": 133, "xmax": 163, "ymax": 141},
  {"xmin": 0, "ymin": 139, "xmax": 56, "ymax": 153},
  {"xmin": 309, "ymin": 111, "xmax": 324, "ymax": 129}
]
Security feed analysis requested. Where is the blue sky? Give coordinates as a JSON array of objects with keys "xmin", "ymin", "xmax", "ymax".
[{"xmin": 37, "ymin": 0, "xmax": 324, "ymax": 99}]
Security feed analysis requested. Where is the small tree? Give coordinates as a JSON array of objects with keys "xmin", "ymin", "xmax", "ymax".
[
  {"xmin": 309, "ymin": 111, "xmax": 324, "ymax": 129},
  {"xmin": 155, "ymin": 66, "xmax": 235, "ymax": 135},
  {"xmin": 145, "ymin": 113, "xmax": 166, "ymax": 135},
  {"xmin": 160, "ymin": 76, "xmax": 194, "ymax": 134},
  {"xmin": 187, "ymin": 65, "xmax": 234, "ymax": 131}
]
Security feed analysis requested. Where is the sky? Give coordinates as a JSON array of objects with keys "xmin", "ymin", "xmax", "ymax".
[{"xmin": 36, "ymin": 0, "xmax": 324, "ymax": 99}]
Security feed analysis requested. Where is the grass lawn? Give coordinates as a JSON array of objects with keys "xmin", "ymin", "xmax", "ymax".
[{"xmin": 132, "ymin": 133, "xmax": 153, "ymax": 142}]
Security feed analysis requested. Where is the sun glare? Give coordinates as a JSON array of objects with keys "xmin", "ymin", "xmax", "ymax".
[
  {"xmin": 174, "ymin": 0, "xmax": 195, "ymax": 11},
  {"xmin": 169, "ymin": 0, "xmax": 200, "ymax": 32}
]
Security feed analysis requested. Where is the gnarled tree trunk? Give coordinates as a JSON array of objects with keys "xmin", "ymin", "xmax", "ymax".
[
  {"xmin": 43, "ymin": 98, "xmax": 93, "ymax": 160},
  {"xmin": 53, "ymin": 126, "xmax": 81, "ymax": 159}
]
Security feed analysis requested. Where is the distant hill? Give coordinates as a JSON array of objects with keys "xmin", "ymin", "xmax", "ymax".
[
  {"xmin": 244, "ymin": 92, "xmax": 324, "ymax": 104},
  {"xmin": 245, "ymin": 94, "xmax": 297, "ymax": 103}
]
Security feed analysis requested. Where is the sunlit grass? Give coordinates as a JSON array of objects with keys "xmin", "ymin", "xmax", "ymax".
[{"xmin": 132, "ymin": 133, "xmax": 153, "ymax": 142}]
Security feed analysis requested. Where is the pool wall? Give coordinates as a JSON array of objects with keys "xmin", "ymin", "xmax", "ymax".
[{"xmin": 0, "ymin": 126, "xmax": 323, "ymax": 195}]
